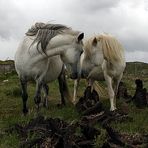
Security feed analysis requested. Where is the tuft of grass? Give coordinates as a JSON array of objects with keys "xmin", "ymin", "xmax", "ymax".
[
  {"xmin": 0, "ymin": 133, "xmax": 19, "ymax": 148},
  {"xmin": 4, "ymin": 86, "xmax": 21, "ymax": 97},
  {"xmin": 95, "ymin": 129, "xmax": 107, "ymax": 148}
]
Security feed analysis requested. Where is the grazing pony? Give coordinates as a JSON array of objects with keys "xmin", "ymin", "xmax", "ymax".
[
  {"xmin": 73, "ymin": 34, "xmax": 126, "ymax": 111},
  {"xmin": 15, "ymin": 22, "xmax": 84, "ymax": 114}
]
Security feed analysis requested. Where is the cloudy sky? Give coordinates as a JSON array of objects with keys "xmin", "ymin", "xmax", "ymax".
[{"xmin": 0, "ymin": 0, "xmax": 148, "ymax": 63}]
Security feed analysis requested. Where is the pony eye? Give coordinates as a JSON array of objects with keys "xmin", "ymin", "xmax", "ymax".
[{"xmin": 80, "ymin": 51, "xmax": 83, "ymax": 55}]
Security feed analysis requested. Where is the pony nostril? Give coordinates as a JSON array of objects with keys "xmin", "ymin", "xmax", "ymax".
[{"xmin": 81, "ymin": 73, "xmax": 85, "ymax": 78}]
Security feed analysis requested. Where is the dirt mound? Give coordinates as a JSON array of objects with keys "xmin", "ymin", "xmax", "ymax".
[{"xmin": 6, "ymin": 116, "xmax": 100, "ymax": 148}]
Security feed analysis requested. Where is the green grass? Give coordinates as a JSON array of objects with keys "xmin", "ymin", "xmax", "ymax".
[
  {"xmin": 0, "ymin": 60, "xmax": 14, "ymax": 65},
  {"xmin": 111, "ymin": 103, "xmax": 148, "ymax": 134},
  {"xmin": 0, "ymin": 72, "xmax": 148, "ymax": 147}
]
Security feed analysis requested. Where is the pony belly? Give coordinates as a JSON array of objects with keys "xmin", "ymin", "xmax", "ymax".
[{"xmin": 44, "ymin": 67, "xmax": 62, "ymax": 82}]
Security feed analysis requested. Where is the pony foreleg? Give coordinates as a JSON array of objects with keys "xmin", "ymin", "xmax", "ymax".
[
  {"xmin": 87, "ymin": 66, "xmax": 104, "ymax": 81},
  {"xmin": 43, "ymin": 83, "xmax": 49, "ymax": 108},
  {"xmin": 20, "ymin": 79, "xmax": 28, "ymax": 115},
  {"xmin": 58, "ymin": 76, "xmax": 65, "ymax": 105},
  {"xmin": 58, "ymin": 69, "xmax": 71, "ymax": 106},
  {"xmin": 104, "ymin": 73, "xmax": 116, "ymax": 111},
  {"xmin": 73, "ymin": 78, "xmax": 80, "ymax": 104},
  {"xmin": 87, "ymin": 66, "xmax": 102, "ymax": 92},
  {"xmin": 34, "ymin": 81, "xmax": 43, "ymax": 109}
]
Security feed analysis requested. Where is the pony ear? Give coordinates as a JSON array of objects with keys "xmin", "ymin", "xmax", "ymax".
[
  {"xmin": 77, "ymin": 33, "xmax": 84, "ymax": 42},
  {"xmin": 92, "ymin": 37, "xmax": 97, "ymax": 46}
]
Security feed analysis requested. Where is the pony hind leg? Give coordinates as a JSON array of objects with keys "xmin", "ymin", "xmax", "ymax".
[
  {"xmin": 43, "ymin": 83, "xmax": 49, "ymax": 108},
  {"xmin": 20, "ymin": 78, "xmax": 28, "ymax": 115}
]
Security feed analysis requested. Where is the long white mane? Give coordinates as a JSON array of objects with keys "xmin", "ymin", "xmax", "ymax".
[
  {"xmin": 26, "ymin": 22, "xmax": 78, "ymax": 54},
  {"xmin": 84, "ymin": 34, "xmax": 125, "ymax": 63}
]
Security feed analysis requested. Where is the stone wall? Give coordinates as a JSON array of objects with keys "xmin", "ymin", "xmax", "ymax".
[{"xmin": 0, "ymin": 60, "xmax": 15, "ymax": 73}]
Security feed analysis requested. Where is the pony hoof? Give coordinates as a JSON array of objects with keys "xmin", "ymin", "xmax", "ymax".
[
  {"xmin": 35, "ymin": 104, "xmax": 41, "ymax": 111},
  {"xmin": 43, "ymin": 104, "xmax": 49, "ymax": 109},
  {"xmin": 23, "ymin": 108, "xmax": 28, "ymax": 115},
  {"xmin": 43, "ymin": 103, "xmax": 49, "ymax": 108},
  {"xmin": 43, "ymin": 99, "xmax": 49, "ymax": 108},
  {"xmin": 57, "ymin": 103, "xmax": 65, "ymax": 108},
  {"xmin": 110, "ymin": 107, "xmax": 117, "ymax": 112},
  {"xmin": 110, "ymin": 109, "xmax": 120, "ymax": 117},
  {"xmin": 72, "ymin": 100, "xmax": 77, "ymax": 105},
  {"xmin": 34, "ymin": 96, "xmax": 41, "ymax": 104},
  {"xmin": 71, "ymin": 99, "xmax": 76, "ymax": 105}
]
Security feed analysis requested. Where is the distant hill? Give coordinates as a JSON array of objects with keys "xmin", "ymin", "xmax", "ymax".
[
  {"xmin": 0, "ymin": 60, "xmax": 14, "ymax": 65},
  {"xmin": 124, "ymin": 62, "xmax": 148, "ymax": 76},
  {"xmin": 0, "ymin": 60, "xmax": 15, "ymax": 73},
  {"xmin": 0, "ymin": 60, "xmax": 147, "ymax": 76}
]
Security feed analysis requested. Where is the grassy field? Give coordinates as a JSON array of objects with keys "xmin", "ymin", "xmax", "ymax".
[{"xmin": 0, "ymin": 70, "xmax": 148, "ymax": 147}]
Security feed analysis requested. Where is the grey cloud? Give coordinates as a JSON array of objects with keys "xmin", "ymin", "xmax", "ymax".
[
  {"xmin": 144, "ymin": 0, "xmax": 148, "ymax": 11},
  {"xmin": 65, "ymin": 0, "xmax": 119, "ymax": 14},
  {"xmin": 121, "ymin": 37, "xmax": 148, "ymax": 52},
  {"xmin": 84, "ymin": 0, "xmax": 119, "ymax": 11},
  {"xmin": 0, "ymin": 0, "xmax": 148, "ymax": 62},
  {"xmin": 0, "ymin": 1, "xmax": 29, "ymax": 39}
]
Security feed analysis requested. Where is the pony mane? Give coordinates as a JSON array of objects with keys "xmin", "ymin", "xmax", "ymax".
[
  {"xmin": 84, "ymin": 34, "xmax": 125, "ymax": 63},
  {"xmin": 97, "ymin": 34, "xmax": 125, "ymax": 63},
  {"xmin": 83, "ymin": 37, "xmax": 95, "ymax": 59},
  {"xmin": 26, "ymin": 22, "xmax": 71, "ymax": 53}
]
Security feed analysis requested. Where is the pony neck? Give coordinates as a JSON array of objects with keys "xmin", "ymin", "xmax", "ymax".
[
  {"xmin": 47, "ymin": 34, "xmax": 75, "ymax": 49},
  {"xmin": 45, "ymin": 34, "xmax": 75, "ymax": 57}
]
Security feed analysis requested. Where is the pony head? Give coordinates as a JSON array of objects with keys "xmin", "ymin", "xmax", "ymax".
[
  {"xmin": 80, "ymin": 37, "xmax": 103, "ymax": 78},
  {"xmin": 27, "ymin": 22, "xmax": 84, "ymax": 79},
  {"xmin": 80, "ymin": 34, "xmax": 125, "ymax": 78},
  {"xmin": 61, "ymin": 32, "xmax": 84, "ymax": 79}
]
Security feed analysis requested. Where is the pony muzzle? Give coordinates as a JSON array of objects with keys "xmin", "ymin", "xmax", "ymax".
[
  {"xmin": 70, "ymin": 73, "xmax": 78, "ymax": 79},
  {"xmin": 81, "ymin": 70, "xmax": 88, "ymax": 78}
]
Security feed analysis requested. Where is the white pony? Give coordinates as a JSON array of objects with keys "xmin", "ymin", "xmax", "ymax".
[
  {"xmin": 73, "ymin": 34, "xmax": 126, "ymax": 111},
  {"xmin": 15, "ymin": 22, "xmax": 84, "ymax": 114}
]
